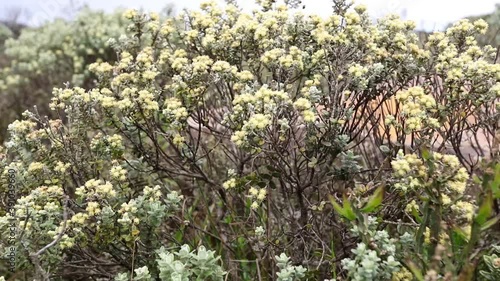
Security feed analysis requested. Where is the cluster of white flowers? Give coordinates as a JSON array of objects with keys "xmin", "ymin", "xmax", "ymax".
[
  {"xmin": 88, "ymin": 61, "xmax": 114, "ymax": 75},
  {"xmin": 110, "ymin": 161, "xmax": 128, "ymax": 182},
  {"xmin": 163, "ymin": 98, "xmax": 189, "ymax": 124},
  {"xmin": 90, "ymin": 133, "xmax": 125, "ymax": 156},
  {"xmin": 390, "ymin": 86, "xmax": 440, "ymax": 133},
  {"xmin": 222, "ymin": 178, "xmax": 237, "ymax": 190},
  {"xmin": 54, "ymin": 161, "xmax": 71, "ymax": 174},
  {"xmin": 248, "ymin": 186, "xmax": 268, "ymax": 210},
  {"xmin": 75, "ymin": 179, "xmax": 116, "ymax": 198},
  {"xmin": 143, "ymin": 185, "xmax": 163, "ymax": 201},
  {"xmin": 392, "ymin": 150, "xmax": 474, "ymax": 239},
  {"xmin": 118, "ymin": 200, "xmax": 140, "ymax": 225}
]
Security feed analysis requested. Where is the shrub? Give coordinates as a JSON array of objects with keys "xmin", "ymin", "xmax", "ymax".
[
  {"xmin": 0, "ymin": 8, "xmax": 128, "ymax": 143},
  {"xmin": 465, "ymin": 4, "xmax": 500, "ymax": 47},
  {"xmin": 0, "ymin": 0, "xmax": 498, "ymax": 280}
]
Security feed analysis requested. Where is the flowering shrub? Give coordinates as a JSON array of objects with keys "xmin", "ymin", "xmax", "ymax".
[
  {"xmin": 0, "ymin": 24, "xmax": 12, "ymax": 47},
  {"xmin": 0, "ymin": 8, "xmax": 128, "ymax": 142},
  {"xmin": 0, "ymin": 0, "xmax": 499, "ymax": 280},
  {"xmin": 463, "ymin": 4, "xmax": 500, "ymax": 47}
]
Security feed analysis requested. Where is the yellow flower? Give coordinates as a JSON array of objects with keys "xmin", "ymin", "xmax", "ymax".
[
  {"xmin": 123, "ymin": 9, "xmax": 137, "ymax": 20},
  {"xmin": 302, "ymin": 110, "xmax": 316, "ymax": 123},
  {"xmin": 257, "ymin": 188, "xmax": 267, "ymax": 201},
  {"xmin": 251, "ymin": 201, "xmax": 259, "ymax": 210},
  {"xmin": 249, "ymin": 187, "xmax": 259, "ymax": 197},
  {"xmin": 293, "ymin": 98, "xmax": 312, "ymax": 111},
  {"xmin": 172, "ymin": 134, "xmax": 185, "ymax": 146}
]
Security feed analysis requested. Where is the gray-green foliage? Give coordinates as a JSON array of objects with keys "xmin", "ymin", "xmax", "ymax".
[
  {"xmin": 341, "ymin": 217, "xmax": 400, "ymax": 281},
  {"xmin": 115, "ymin": 245, "xmax": 226, "ymax": 281},
  {"xmin": 275, "ymin": 253, "xmax": 307, "ymax": 281},
  {"xmin": 480, "ymin": 245, "xmax": 500, "ymax": 281}
]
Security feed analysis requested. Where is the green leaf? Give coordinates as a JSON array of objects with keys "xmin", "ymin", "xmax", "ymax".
[
  {"xmin": 475, "ymin": 191, "xmax": 493, "ymax": 226},
  {"xmin": 452, "ymin": 226, "xmax": 470, "ymax": 244},
  {"xmin": 260, "ymin": 173, "xmax": 273, "ymax": 180},
  {"xmin": 412, "ymin": 207, "xmax": 422, "ymax": 223},
  {"xmin": 405, "ymin": 260, "xmax": 424, "ymax": 281},
  {"xmin": 269, "ymin": 180, "xmax": 277, "ymax": 190},
  {"xmin": 361, "ymin": 186, "xmax": 384, "ymax": 213},
  {"xmin": 308, "ymin": 157, "xmax": 318, "ymax": 168},
  {"xmin": 342, "ymin": 196, "xmax": 357, "ymax": 221},
  {"xmin": 492, "ymin": 164, "xmax": 500, "ymax": 198},
  {"xmin": 421, "ymin": 148, "xmax": 431, "ymax": 160},
  {"xmin": 480, "ymin": 216, "xmax": 500, "ymax": 232},
  {"xmin": 328, "ymin": 194, "xmax": 356, "ymax": 221}
]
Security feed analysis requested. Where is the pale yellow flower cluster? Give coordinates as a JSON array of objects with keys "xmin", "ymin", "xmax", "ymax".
[
  {"xmin": 236, "ymin": 70, "xmax": 254, "ymax": 82},
  {"xmin": 261, "ymin": 48, "xmax": 285, "ymax": 65},
  {"xmin": 192, "ymin": 55, "xmax": 214, "ymax": 74},
  {"xmin": 90, "ymin": 133, "xmax": 125, "ymax": 155},
  {"xmin": 88, "ymin": 61, "xmax": 114, "ymax": 75},
  {"xmin": 293, "ymin": 97, "xmax": 316, "ymax": 123},
  {"xmin": 170, "ymin": 49, "xmax": 189, "ymax": 72},
  {"xmin": 229, "ymin": 86, "xmax": 292, "ymax": 147},
  {"xmin": 118, "ymin": 51, "xmax": 133, "ymax": 70},
  {"xmin": 137, "ymin": 90, "xmax": 159, "ymax": 112},
  {"xmin": 293, "ymin": 98, "xmax": 312, "ymax": 111},
  {"xmin": 76, "ymin": 179, "xmax": 116, "ymax": 198},
  {"xmin": 163, "ymin": 98, "xmax": 189, "ymax": 123},
  {"xmin": 143, "ymin": 185, "xmax": 163, "ymax": 201},
  {"xmin": 433, "ymin": 153, "xmax": 469, "ymax": 196},
  {"xmin": 404, "ymin": 200, "xmax": 419, "ymax": 213},
  {"xmin": 7, "ymin": 119, "xmax": 36, "ymax": 137},
  {"xmin": 348, "ymin": 64, "xmax": 368, "ymax": 78},
  {"xmin": 212, "ymin": 60, "xmax": 237, "ymax": 74},
  {"xmin": 172, "ymin": 134, "xmax": 185, "ymax": 147},
  {"xmin": 391, "ymin": 150, "xmax": 425, "ymax": 183},
  {"xmin": 123, "ymin": 9, "xmax": 138, "ymax": 20},
  {"xmin": 310, "ymin": 13, "xmax": 343, "ymax": 45},
  {"xmin": 451, "ymin": 200, "xmax": 475, "ymax": 222},
  {"xmin": 110, "ymin": 162, "xmax": 128, "ymax": 182},
  {"xmin": 27, "ymin": 162, "xmax": 45, "ymax": 173},
  {"xmin": 423, "ymin": 227, "xmax": 449, "ymax": 245},
  {"xmin": 392, "ymin": 151, "xmax": 469, "ymax": 196},
  {"xmin": 118, "ymin": 200, "xmax": 140, "ymax": 225},
  {"xmin": 427, "ymin": 18, "xmax": 499, "ymax": 92},
  {"xmin": 67, "ymin": 214, "xmax": 88, "ymax": 230},
  {"xmin": 84, "ymin": 201, "xmax": 100, "ymax": 216},
  {"xmin": 393, "ymin": 150, "xmax": 474, "ymax": 235},
  {"xmin": 391, "ymin": 267, "xmax": 413, "ymax": 281},
  {"xmin": 393, "ymin": 86, "xmax": 439, "ymax": 133},
  {"xmin": 7, "ymin": 184, "xmax": 65, "ymax": 247},
  {"xmin": 54, "ymin": 161, "xmax": 71, "ymax": 173},
  {"xmin": 59, "ymin": 234, "xmax": 76, "ymax": 249},
  {"xmin": 299, "ymin": 77, "xmax": 322, "ymax": 98},
  {"xmin": 248, "ymin": 186, "xmax": 267, "ymax": 210},
  {"xmin": 231, "ymin": 114, "xmax": 271, "ymax": 147},
  {"xmin": 109, "ymin": 134, "xmax": 124, "ymax": 149},
  {"xmin": 222, "ymin": 178, "xmax": 237, "ymax": 190}
]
